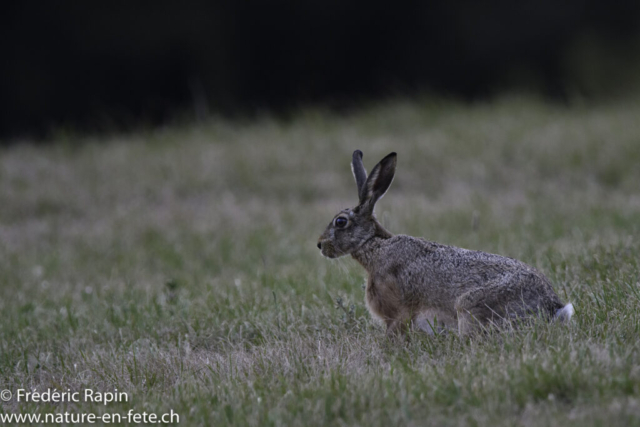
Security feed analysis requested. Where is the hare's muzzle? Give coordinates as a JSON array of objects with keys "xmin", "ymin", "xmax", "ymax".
[{"xmin": 317, "ymin": 239, "xmax": 338, "ymax": 258}]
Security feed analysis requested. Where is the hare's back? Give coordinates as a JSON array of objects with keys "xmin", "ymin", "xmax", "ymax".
[
  {"xmin": 383, "ymin": 235, "xmax": 530, "ymax": 276},
  {"xmin": 382, "ymin": 235, "xmax": 559, "ymax": 298}
]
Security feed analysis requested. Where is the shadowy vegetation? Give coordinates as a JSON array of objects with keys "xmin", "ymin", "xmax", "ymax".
[{"xmin": 3, "ymin": 1, "xmax": 640, "ymax": 137}]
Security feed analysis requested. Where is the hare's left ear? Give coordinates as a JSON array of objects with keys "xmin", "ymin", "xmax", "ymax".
[
  {"xmin": 351, "ymin": 150, "xmax": 367, "ymax": 201},
  {"xmin": 359, "ymin": 152, "xmax": 396, "ymax": 213}
]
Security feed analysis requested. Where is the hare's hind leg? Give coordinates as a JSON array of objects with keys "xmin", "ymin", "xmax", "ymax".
[
  {"xmin": 455, "ymin": 275, "xmax": 555, "ymax": 335},
  {"xmin": 455, "ymin": 288, "xmax": 492, "ymax": 335},
  {"xmin": 454, "ymin": 282, "xmax": 517, "ymax": 335}
]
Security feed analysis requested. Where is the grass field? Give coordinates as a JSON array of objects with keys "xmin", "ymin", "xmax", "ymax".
[{"xmin": 1, "ymin": 96, "xmax": 640, "ymax": 426}]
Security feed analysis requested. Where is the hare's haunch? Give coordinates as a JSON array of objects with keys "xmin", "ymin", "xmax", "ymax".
[{"xmin": 318, "ymin": 150, "xmax": 574, "ymax": 336}]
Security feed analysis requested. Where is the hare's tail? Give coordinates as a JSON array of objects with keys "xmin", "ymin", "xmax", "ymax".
[{"xmin": 554, "ymin": 303, "xmax": 574, "ymax": 323}]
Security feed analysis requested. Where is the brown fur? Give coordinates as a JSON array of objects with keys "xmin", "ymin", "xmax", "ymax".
[{"xmin": 318, "ymin": 150, "xmax": 572, "ymax": 336}]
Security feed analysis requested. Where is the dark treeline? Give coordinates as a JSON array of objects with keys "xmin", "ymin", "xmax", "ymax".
[{"xmin": 2, "ymin": 1, "xmax": 639, "ymax": 139}]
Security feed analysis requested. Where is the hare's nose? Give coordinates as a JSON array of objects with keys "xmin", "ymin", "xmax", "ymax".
[{"xmin": 317, "ymin": 242, "xmax": 322, "ymax": 250}]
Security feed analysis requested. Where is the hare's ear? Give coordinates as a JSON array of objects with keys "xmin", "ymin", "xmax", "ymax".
[
  {"xmin": 359, "ymin": 152, "xmax": 397, "ymax": 213},
  {"xmin": 351, "ymin": 150, "xmax": 367, "ymax": 201}
]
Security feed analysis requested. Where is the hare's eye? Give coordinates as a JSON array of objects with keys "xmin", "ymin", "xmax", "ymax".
[{"xmin": 335, "ymin": 217, "xmax": 348, "ymax": 228}]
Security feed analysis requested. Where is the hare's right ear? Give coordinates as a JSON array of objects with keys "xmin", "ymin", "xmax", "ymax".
[
  {"xmin": 359, "ymin": 152, "xmax": 397, "ymax": 214},
  {"xmin": 351, "ymin": 150, "xmax": 367, "ymax": 200}
]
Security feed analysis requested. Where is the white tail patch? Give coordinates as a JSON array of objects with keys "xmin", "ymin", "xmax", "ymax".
[{"xmin": 555, "ymin": 303, "xmax": 574, "ymax": 322}]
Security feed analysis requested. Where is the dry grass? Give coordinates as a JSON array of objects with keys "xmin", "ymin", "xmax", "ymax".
[{"xmin": 1, "ymin": 95, "xmax": 640, "ymax": 426}]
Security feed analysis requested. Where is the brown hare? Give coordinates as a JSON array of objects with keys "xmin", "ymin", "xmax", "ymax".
[{"xmin": 317, "ymin": 150, "xmax": 573, "ymax": 336}]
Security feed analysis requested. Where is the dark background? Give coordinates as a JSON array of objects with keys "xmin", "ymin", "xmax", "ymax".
[{"xmin": 2, "ymin": 1, "xmax": 640, "ymax": 140}]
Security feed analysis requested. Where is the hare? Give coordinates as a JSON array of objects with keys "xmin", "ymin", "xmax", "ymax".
[{"xmin": 317, "ymin": 150, "xmax": 574, "ymax": 336}]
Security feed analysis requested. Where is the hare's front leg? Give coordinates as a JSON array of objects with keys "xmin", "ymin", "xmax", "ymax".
[
  {"xmin": 365, "ymin": 277, "xmax": 405, "ymax": 335},
  {"xmin": 386, "ymin": 317, "xmax": 410, "ymax": 336}
]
